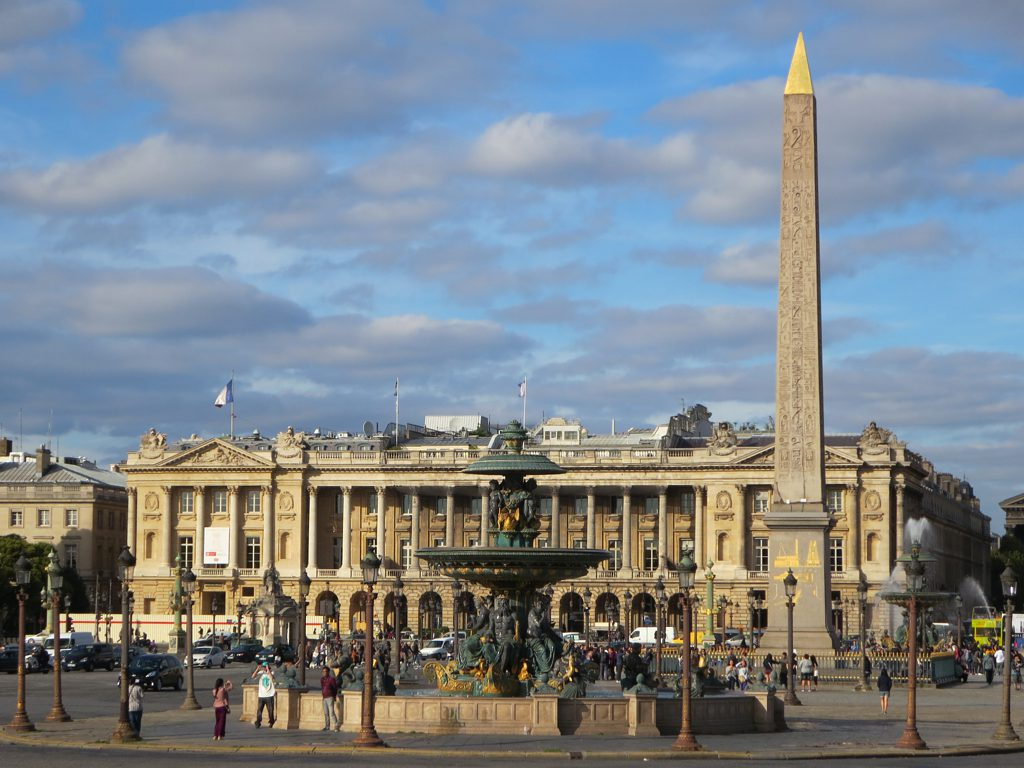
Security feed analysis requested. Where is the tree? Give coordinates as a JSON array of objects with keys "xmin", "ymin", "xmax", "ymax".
[{"xmin": 0, "ymin": 535, "xmax": 61, "ymax": 637}]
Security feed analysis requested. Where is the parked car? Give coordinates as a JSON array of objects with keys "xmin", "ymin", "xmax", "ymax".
[
  {"xmin": 419, "ymin": 638, "xmax": 454, "ymax": 661},
  {"xmin": 63, "ymin": 642, "xmax": 117, "ymax": 672},
  {"xmin": 124, "ymin": 653, "xmax": 184, "ymax": 691},
  {"xmin": 186, "ymin": 644, "xmax": 226, "ymax": 669},
  {"xmin": 225, "ymin": 642, "xmax": 263, "ymax": 664},
  {"xmin": 254, "ymin": 644, "xmax": 296, "ymax": 666},
  {"xmin": 0, "ymin": 645, "xmax": 22, "ymax": 674}
]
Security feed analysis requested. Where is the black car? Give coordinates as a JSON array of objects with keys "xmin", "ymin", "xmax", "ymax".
[
  {"xmin": 254, "ymin": 643, "xmax": 296, "ymax": 666},
  {"xmin": 63, "ymin": 642, "xmax": 117, "ymax": 672},
  {"xmin": 125, "ymin": 653, "xmax": 184, "ymax": 691},
  {"xmin": 0, "ymin": 645, "xmax": 23, "ymax": 674},
  {"xmin": 225, "ymin": 642, "xmax": 263, "ymax": 664}
]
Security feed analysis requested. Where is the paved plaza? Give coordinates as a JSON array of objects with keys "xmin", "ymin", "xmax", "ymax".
[{"xmin": 4, "ymin": 667, "xmax": 1024, "ymax": 762}]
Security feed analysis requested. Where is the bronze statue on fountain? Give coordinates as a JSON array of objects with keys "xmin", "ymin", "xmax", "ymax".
[{"xmin": 417, "ymin": 421, "xmax": 609, "ymax": 698}]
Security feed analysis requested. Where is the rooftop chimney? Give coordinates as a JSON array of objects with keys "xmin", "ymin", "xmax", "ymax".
[{"xmin": 36, "ymin": 445, "xmax": 51, "ymax": 475}]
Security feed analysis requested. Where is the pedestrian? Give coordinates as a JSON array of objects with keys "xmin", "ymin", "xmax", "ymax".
[
  {"xmin": 982, "ymin": 649, "xmax": 996, "ymax": 685},
  {"xmin": 321, "ymin": 666, "xmax": 340, "ymax": 731},
  {"xmin": 810, "ymin": 654, "xmax": 819, "ymax": 690},
  {"xmin": 877, "ymin": 667, "xmax": 892, "ymax": 715},
  {"xmin": 212, "ymin": 677, "xmax": 233, "ymax": 740},
  {"xmin": 798, "ymin": 653, "xmax": 813, "ymax": 691},
  {"xmin": 128, "ymin": 675, "xmax": 144, "ymax": 735},
  {"xmin": 252, "ymin": 662, "xmax": 277, "ymax": 728}
]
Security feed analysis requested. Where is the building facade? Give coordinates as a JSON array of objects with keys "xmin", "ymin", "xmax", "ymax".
[
  {"xmin": 117, "ymin": 414, "xmax": 990, "ymax": 644},
  {"xmin": 0, "ymin": 440, "xmax": 128, "ymax": 580}
]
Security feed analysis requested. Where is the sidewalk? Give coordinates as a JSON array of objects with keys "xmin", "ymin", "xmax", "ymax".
[{"xmin": 6, "ymin": 682, "xmax": 1024, "ymax": 760}]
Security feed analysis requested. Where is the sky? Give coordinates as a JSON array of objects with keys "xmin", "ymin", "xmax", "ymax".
[{"xmin": 1, "ymin": 1, "xmax": 1023, "ymax": 531}]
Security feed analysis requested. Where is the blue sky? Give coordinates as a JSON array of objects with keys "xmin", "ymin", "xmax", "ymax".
[{"xmin": 1, "ymin": 1, "xmax": 1023, "ymax": 530}]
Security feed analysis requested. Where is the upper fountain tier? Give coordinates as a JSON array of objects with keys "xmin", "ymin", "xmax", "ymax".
[{"xmin": 462, "ymin": 420, "xmax": 566, "ymax": 479}]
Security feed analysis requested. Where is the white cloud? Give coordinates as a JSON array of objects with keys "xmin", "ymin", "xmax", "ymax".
[
  {"xmin": 0, "ymin": 134, "xmax": 316, "ymax": 213},
  {"xmin": 0, "ymin": 0, "xmax": 80, "ymax": 48}
]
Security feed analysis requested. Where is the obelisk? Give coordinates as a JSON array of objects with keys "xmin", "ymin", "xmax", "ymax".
[{"xmin": 761, "ymin": 33, "xmax": 837, "ymax": 655}]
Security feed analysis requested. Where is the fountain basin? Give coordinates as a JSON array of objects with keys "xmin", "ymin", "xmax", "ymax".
[{"xmin": 416, "ymin": 546, "xmax": 609, "ymax": 591}]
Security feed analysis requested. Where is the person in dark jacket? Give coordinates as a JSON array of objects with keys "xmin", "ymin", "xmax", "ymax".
[{"xmin": 877, "ymin": 667, "xmax": 892, "ymax": 714}]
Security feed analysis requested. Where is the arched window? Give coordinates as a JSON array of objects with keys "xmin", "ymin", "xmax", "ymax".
[
  {"xmin": 144, "ymin": 531, "xmax": 155, "ymax": 560},
  {"xmin": 716, "ymin": 532, "xmax": 729, "ymax": 561},
  {"xmin": 279, "ymin": 532, "xmax": 290, "ymax": 560}
]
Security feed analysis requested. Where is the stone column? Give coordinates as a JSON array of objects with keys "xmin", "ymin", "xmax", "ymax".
[
  {"xmin": 620, "ymin": 489, "xmax": 633, "ymax": 574},
  {"xmin": 445, "ymin": 489, "xmax": 455, "ymax": 548},
  {"xmin": 894, "ymin": 477, "xmax": 905, "ymax": 555},
  {"xmin": 735, "ymin": 484, "xmax": 747, "ymax": 568},
  {"xmin": 375, "ymin": 486, "xmax": 387, "ymax": 557},
  {"xmin": 694, "ymin": 485, "xmax": 705, "ymax": 567},
  {"xmin": 550, "ymin": 489, "xmax": 561, "ymax": 548},
  {"xmin": 341, "ymin": 488, "xmax": 353, "ymax": 573},
  {"xmin": 585, "ymin": 487, "xmax": 596, "ymax": 550},
  {"xmin": 657, "ymin": 487, "xmax": 668, "ymax": 570},
  {"xmin": 307, "ymin": 486, "xmax": 319, "ymax": 573},
  {"xmin": 126, "ymin": 488, "xmax": 137, "ymax": 559},
  {"xmin": 227, "ymin": 486, "xmax": 240, "ymax": 570},
  {"xmin": 194, "ymin": 487, "xmax": 205, "ymax": 571},
  {"xmin": 411, "ymin": 492, "xmax": 421, "ymax": 571},
  {"xmin": 848, "ymin": 483, "xmax": 860, "ymax": 573},
  {"xmin": 161, "ymin": 485, "xmax": 173, "ymax": 571},
  {"xmin": 262, "ymin": 485, "xmax": 274, "ymax": 568}
]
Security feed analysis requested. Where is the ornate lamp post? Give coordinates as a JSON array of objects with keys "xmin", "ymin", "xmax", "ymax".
[
  {"xmin": 211, "ymin": 597, "xmax": 220, "ymax": 642},
  {"xmin": 831, "ymin": 597, "xmax": 842, "ymax": 639},
  {"xmin": 236, "ymin": 600, "xmax": 245, "ymax": 642},
  {"xmin": 180, "ymin": 567, "xmax": 201, "ymax": 710},
  {"xmin": 754, "ymin": 595, "xmax": 764, "ymax": 648},
  {"xmin": 297, "ymin": 569, "xmax": 311, "ymax": 686},
  {"xmin": 451, "ymin": 578, "xmax": 463, "ymax": 658},
  {"xmin": 783, "ymin": 568, "xmax": 800, "ymax": 706},
  {"xmin": 583, "ymin": 587, "xmax": 592, "ymax": 644},
  {"xmin": 8, "ymin": 554, "xmax": 36, "ymax": 732},
  {"xmin": 672, "ymin": 550, "xmax": 700, "ymax": 751},
  {"xmin": 354, "ymin": 551, "xmax": 385, "ymax": 747},
  {"xmin": 954, "ymin": 594, "xmax": 963, "ymax": 647},
  {"xmin": 654, "ymin": 577, "xmax": 666, "ymax": 680},
  {"xmin": 623, "ymin": 589, "xmax": 633, "ymax": 641},
  {"xmin": 93, "ymin": 570, "xmax": 102, "ymax": 640},
  {"xmin": 994, "ymin": 565, "xmax": 1018, "ymax": 742},
  {"xmin": 896, "ymin": 542, "xmax": 927, "ymax": 750},
  {"xmin": 392, "ymin": 575, "xmax": 405, "ymax": 671},
  {"xmin": 64, "ymin": 593, "xmax": 73, "ymax": 633},
  {"xmin": 111, "ymin": 546, "xmax": 139, "ymax": 742},
  {"xmin": 746, "ymin": 588, "xmax": 756, "ymax": 646},
  {"xmin": 856, "ymin": 574, "xmax": 871, "ymax": 691},
  {"xmin": 46, "ymin": 550, "xmax": 71, "ymax": 722}
]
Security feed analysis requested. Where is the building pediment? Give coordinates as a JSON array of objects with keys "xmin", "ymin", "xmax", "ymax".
[{"xmin": 156, "ymin": 439, "xmax": 275, "ymax": 469}]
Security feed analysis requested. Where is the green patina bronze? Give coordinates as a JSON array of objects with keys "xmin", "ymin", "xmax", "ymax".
[{"xmin": 417, "ymin": 420, "xmax": 608, "ymax": 698}]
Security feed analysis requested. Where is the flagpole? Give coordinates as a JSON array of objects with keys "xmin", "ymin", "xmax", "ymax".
[
  {"xmin": 230, "ymin": 370, "xmax": 235, "ymax": 438},
  {"xmin": 395, "ymin": 378, "xmax": 400, "ymax": 449}
]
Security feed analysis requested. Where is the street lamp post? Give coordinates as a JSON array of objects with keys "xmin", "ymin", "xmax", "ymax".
[
  {"xmin": 46, "ymin": 550, "xmax": 70, "ymax": 722},
  {"xmin": 831, "ymin": 597, "xmax": 842, "ymax": 639},
  {"xmin": 954, "ymin": 594, "xmax": 963, "ymax": 648},
  {"xmin": 583, "ymin": 587, "xmax": 592, "ymax": 644},
  {"xmin": 451, "ymin": 578, "xmax": 463, "ymax": 658},
  {"xmin": 236, "ymin": 600, "xmax": 245, "ymax": 642},
  {"xmin": 623, "ymin": 589, "xmax": 633, "ymax": 642},
  {"xmin": 672, "ymin": 550, "xmax": 700, "ymax": 751},
  {"xmin": 783, "ymin": 569, "xmax": 800, "ymax": 706},
  {"xmin": 111, "ymin": 546, "xmax": 139, "ymax": 742},
  {"xmin": 994, "ymin": 565, "xmax": 1018, "ymax": 742},
  {"xmin": 856, "ymin": 575, "xmax": 871, "ymax": 691},
  {"xmin": 392, "ymin": 575, "xmax": 405, "ymax": 674},
  {"xmin": 298, "ymin": 569, "xmax": 311, "ymax": 687},
  {"xmin": 747, "ymin": 588, "xmax": 755, "ymax": 646},
  {"xmin": 896, "ymin": 542, "xmax": 927, "ymax": 750},
  {"xmin": 211, "ymin": 597, "xmax": 220, "ymax": 642},
  {"xmin": 8, "ymin": 554, "xmax": 36, "ymax": 732},
  {"xmin": 180, "ymin": 568, "xmax": 201, "ymax": 710},
  {"xmin": 654, "ymin": 577, "xmax": 666, "ymax": 682},
  {"xmin": 754, "ymin": 595, "xmax": 764, "ymax": 648},
  {"xmin": 354, "ymin": 551, "xmax": 385, "ymax": 748}
]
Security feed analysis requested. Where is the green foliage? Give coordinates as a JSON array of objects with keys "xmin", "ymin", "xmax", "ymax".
[
  {"xmin": 0, "ymin": 535, "xmax": 86, "ymax": 637},
  {"xmin": 991, "ymin": 530, "xmax": 1024, "ymax": 612}
]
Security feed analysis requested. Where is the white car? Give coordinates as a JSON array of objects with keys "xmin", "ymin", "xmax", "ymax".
[
  {"xmin": 187, "ymin": 644, "xmax": 226, "ymax": 668},
  {"xmin": 419, "ymin": 638, "xmax": 454, "ymax": 661}
]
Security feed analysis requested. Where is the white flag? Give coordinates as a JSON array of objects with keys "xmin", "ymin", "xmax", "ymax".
[
  {"xmin": 214, "ymin": 379, "xmax": 233, "ymax": 408},
  {"xmin": 518, "ymin": 379, "xmax": 527, "ymax": 398}
]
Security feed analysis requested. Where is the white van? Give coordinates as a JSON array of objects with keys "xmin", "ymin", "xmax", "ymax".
[
  {"xmin": 43, "ymin": 631, "xmax": 94, "ymax": 650},
  {"xmin": 628, "ymin": 626, "xmax": 675, "ymax": 645}
]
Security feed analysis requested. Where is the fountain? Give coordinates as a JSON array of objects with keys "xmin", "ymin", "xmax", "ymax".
[{"xmin": 416, "ymin": 420, "xmax": 609, "ymax": 697}]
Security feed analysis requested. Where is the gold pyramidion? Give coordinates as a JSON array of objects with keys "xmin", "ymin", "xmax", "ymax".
[{"xmin": 784, "ymin": 32, "xmax": 814, "ymax": 95}]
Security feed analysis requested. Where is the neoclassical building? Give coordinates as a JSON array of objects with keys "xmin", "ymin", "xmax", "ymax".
[{"xmin": 117, "ymin": 411, "xmax": 991, "ymax": 644}]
